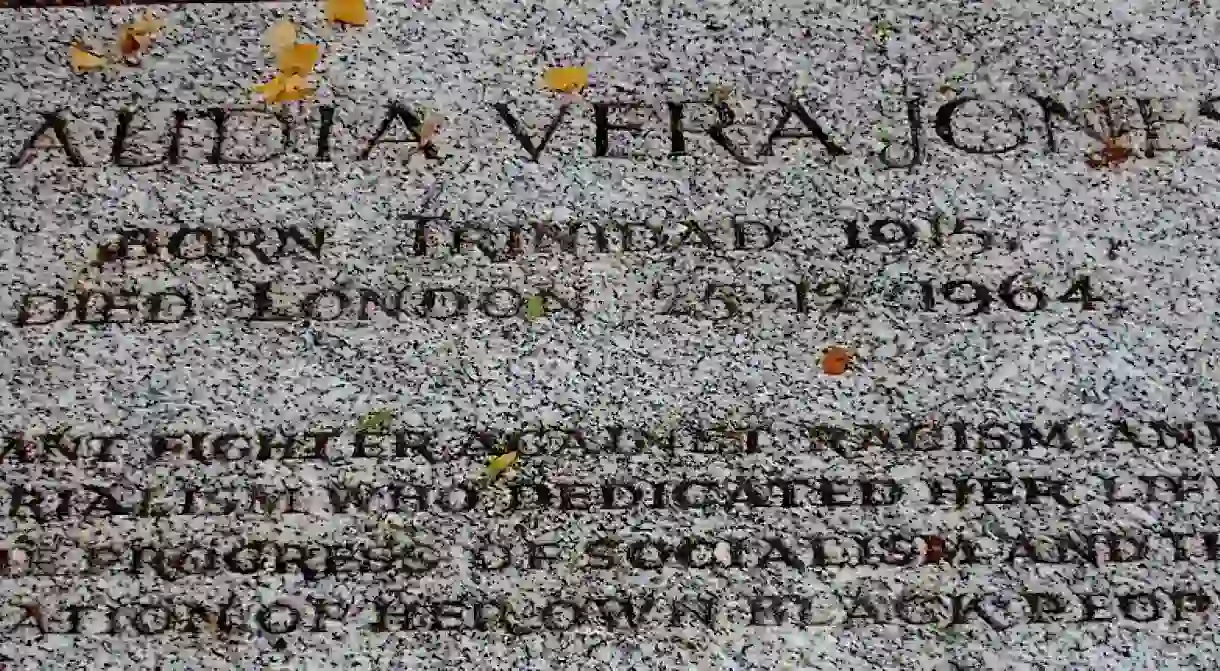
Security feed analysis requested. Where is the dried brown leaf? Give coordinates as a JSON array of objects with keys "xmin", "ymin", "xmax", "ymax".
[
  {"xmin": 418, "ymin": 114, "xmax": 441, "ymax": 147},
  {"xmin": 1086, "ymin": 137, "xmax": 1133, "ymax": 169}
]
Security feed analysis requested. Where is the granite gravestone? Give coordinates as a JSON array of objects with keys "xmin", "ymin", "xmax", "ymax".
[{"xmin": 0, "ymin": 0, "xmax": 1218, "ymax": 667}]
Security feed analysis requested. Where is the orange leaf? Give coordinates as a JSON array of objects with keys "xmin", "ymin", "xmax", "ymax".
[
  {"xmin": 266, "ymin": 20, "xmax": 298, "ymax": 55},
  {"xmin": 325, "ymin": 0, "xmax": 368, "ymax": 26},
  {"xmin": 276, "ymin": 43, "xmax": 320, "ymax": 76},
  {"xmin": 69, "ymin": 43, "xmax": 107, "ymax": 73},
  {"xmin": 117, "ymin": 30, "xmax": 147, "ymax": 58},
  {"xmin": 821, "ymin": 346, "xmax": 852, "ymax": 375},
  {"xmin": 118, "ymin": 12, "xmax": 164, "ymax": 58},
  {"xmin": 541, "ymin": 66, "xmax": 588, "ymax": 93}
]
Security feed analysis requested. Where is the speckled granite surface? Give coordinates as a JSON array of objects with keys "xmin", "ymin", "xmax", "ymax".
[{"xmin": 1, "ymin": 0, "xmax": 1220, "ymax": 668}]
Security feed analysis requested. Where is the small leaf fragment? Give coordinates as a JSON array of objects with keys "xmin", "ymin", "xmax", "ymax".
[
  {"xmin": 524, "ymin": 295, "xmax": 545, "ymax": 320},
  {"xmin": 822, "ymin": 346, "xmax": 852, "ymax": 375},
  {"xmin": 276, "ymin": 42, "xmax": 320, "ymax": 76},
  {"xmin": 871, "ymin": 20, "xmax": 893, "ymax": 45},
  {"xmin": 325, "ymin": 0, "xmax": 369, "ymax": 26},
  {"xmin": 357, "ymin": 408, "xmax": 395, "ymax": 432},
  {"xmin": 418, "ymin": 114, "xmax": 441, "ymax": 147},
  {"xmin": 69, "ymin": 43, "xmax": 107, "ymax": 73},
  {"xmin": 266, "ymin": 19, "xmax": 298, "ymax": 55},
  {"xmin": 542, "ymin": 66, "xmax": 588, "ymax": 94},
  {"xmin": 710, "ymin": 84, "xmax": 733, "ymax": 104},
  {"xmin": 483, "ymin": 451, "xmax": 519, "ymax": 482},
  {"xmin": 924, "ymin": 535, "xmax": 947, "ymax": 563},
  {"xmin": 1086, "ymin": 137, "xmax": 1133, "ymax": 170}
]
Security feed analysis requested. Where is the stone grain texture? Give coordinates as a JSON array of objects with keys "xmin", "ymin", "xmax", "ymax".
[{"xmin": 0, "ymin": 0, "xmax": 1219, "ymax": 668}]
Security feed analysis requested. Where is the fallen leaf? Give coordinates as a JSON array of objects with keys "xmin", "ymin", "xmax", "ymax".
[
  {"xmin": 1086, "ymin": 137, "xmax": 1133, "ymax": 169},
  {"xmin": 266, "ymin": 19, "xmax": 298, "ymax": 55},
  {"xmin": 418, "ymin": 114, "xmax": 441, "ymax": 147},
  {"xmin": 524, "ymin": 295, "xmax": 545, "ymax": 320},
  {"xmin": 356, "ymin": 408, "xmax": 394, "ymax": 432},
  {"xmin": 276, "ymin": 80, "xmax": 316, "ymax": 102},
  {"xmin": 276, "ymin": 42, "xmax": 320, "ymax": 76},
  {"xmin": 93, "ymin": 242, "xmax": 123, "ymax": 265},
  {"xmin": 483, "ymin": 451, "xmax": 519, "ymax": 483},
  {"xmin": 542, "ymin": 66, "xmax": 588, "ymax": 94},
  {"xmin": 288, "ymin": 74, "xmax": 315, "ymax": 97},
  {"xmin": 325, "ymin": 0, "xmax": 368, "ymax": 26},
  {"xmin": 822, "ymin": 346, "xmax": 852, "ymax": 375},
  {"xmin": 924, "ymin": 536, "xmax": 947, "ymax": 563},
  {"xmin": 254, "ymin": 75, "xmax": 287, "ymax": 100},
  {"xmin": 117, "ymin": 31, "xmax": 147, "ymax": 60},
  {"xmin": 117, "ymin": 12, "xmax": 165, "ymax": 60},
  {"xmin": 710, "ymin": 84, "xmax": 733, "ymax": 104},
  {"xmin": 871, "ymin": 20, "xmax": 893, "ymax": 45},
  {"xmin": 22, "ymin": 604, "xmax": 44, "ymax": 623},
  {"xmin": 255, "ymin": 73, "xmax": 314, "ymax": 103},
  {"xmin": 69, "ymin": 43, "xmax": 107, "ymax": 73}
]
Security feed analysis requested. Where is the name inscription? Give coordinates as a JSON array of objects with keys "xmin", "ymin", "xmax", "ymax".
[{"xmin": 5, "ymin": 94, "xmax": 1214, "ymax": 170}]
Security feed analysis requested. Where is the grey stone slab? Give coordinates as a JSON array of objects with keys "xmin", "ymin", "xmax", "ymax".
[{"xmin": 0, "ymin": 0, "xmax": 1219, "ymax": 668}]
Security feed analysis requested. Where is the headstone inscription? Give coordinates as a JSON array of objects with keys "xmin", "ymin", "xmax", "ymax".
[{"xmin": 1, "ymin": 0, "xmax": 1219, "ymax": 667}]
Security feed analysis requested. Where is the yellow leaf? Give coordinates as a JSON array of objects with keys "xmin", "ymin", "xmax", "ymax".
[
  {"xmin": 483, "ymin": 451, "xmax": 519, "ymax": 482},
  {"xmin": 325, "ymin": 0, "xmax": 368, "ymax": 26},
  {"xmin": 266, "ymin": 19, "xmax": 298, "ymax": 55},
  {"xmin": 542, "ymin": 66, "xmax": 588, "ymax": 93},
  {"xmin": 276, "ymin": 43, "xmax": 320, "ymax": 76},
  {"xmin": 254, "ymin": 74, "xmax": 285, "ymax": 95},
  {"xmin": 69, "ymin": 44, "xmax": 107, "ymax": 73},
  {"xmin": 255, "ymin": 73, "xmax": 314, "ymax": 104},
  {"xmin": 278, "ymin": 74, "xmax": 315, "ymax": 101}
]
